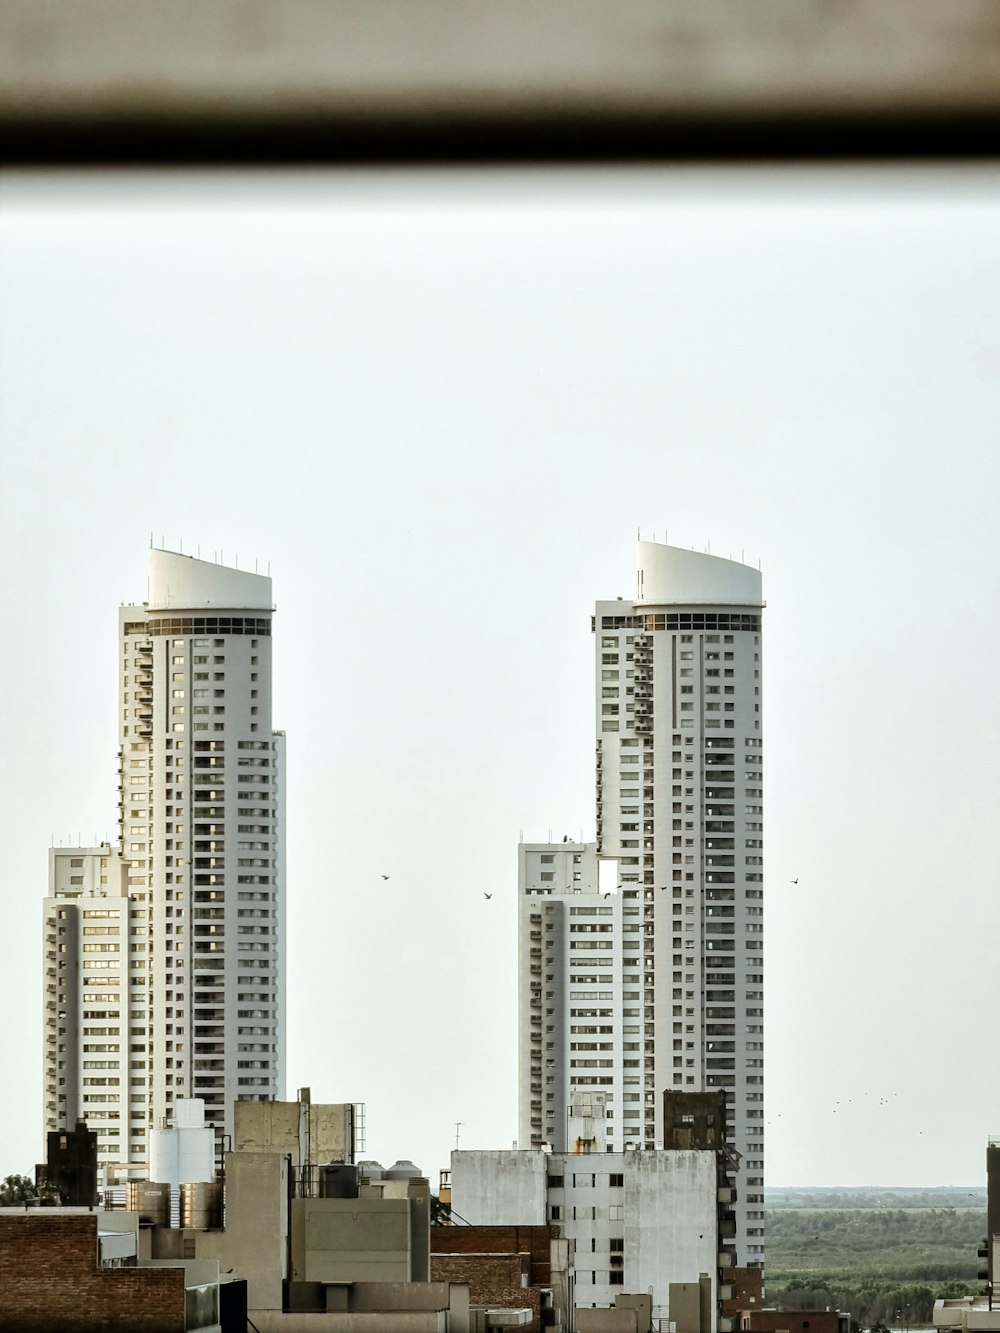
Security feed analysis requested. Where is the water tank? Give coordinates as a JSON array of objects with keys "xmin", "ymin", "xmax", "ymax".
[
  {"xmin": 384, "ymin": 1159, "xmax": 423, "ymax": 1180},
  {"xmin": 357, "ymin": 1160, "xmax": 384, "ymax": 1182},
  {"xmin": 180, "ymin": 1181, "xmax": 223, "ymax": 1230},
  {"xmin": 319, "ymin": 1163, "xmax": 359, "ymax": 1199},
  {"xmin": 126, "ymin": 1181, "xmax": 170, "ymax": 1226}
]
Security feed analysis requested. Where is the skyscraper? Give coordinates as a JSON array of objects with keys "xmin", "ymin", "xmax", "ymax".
[
  {"xmin": 517, "ymin": 540, "xmax": 764, "ymax": 1266},
  {"xmin": 43, "ymin": 549, "xmax": 285, "ymax": 1179}
]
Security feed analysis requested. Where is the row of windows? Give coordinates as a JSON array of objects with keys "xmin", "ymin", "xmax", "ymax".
[
  {"xmin": 125, "ymin": 617, "xmax": 271, "ymax": 637},
  {"xmin": 598, "ymin": 613, "xmax": 760, "ymax": 631}
]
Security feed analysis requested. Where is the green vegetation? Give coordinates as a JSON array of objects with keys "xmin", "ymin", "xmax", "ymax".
[
  {"xmin": 0, "ymin": 1174, "xmax": 36, "ymax": 1205},
  {"xmin": 764, "ymin": 1190, "xmax": 985, "ymax": 1327}
]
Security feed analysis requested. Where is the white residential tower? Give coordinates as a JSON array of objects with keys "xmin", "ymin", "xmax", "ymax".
[
  {"xmin": 517, "ymin": 541, "xmax": 765, "ymax": 1266},
  {"xmin": 43, "ymin": 549, "xmax": 286, "ymax": 1178}
]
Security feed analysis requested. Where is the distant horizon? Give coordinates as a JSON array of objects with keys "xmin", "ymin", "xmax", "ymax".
[{"xmin": 766, "ymin": 1184, "xmax": 985, "ymax": 1196}]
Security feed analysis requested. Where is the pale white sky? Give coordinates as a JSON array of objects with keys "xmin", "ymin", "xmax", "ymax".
[{"xmin": 2, "ymin": 166, "xmax": 999, "ymax": 1188}]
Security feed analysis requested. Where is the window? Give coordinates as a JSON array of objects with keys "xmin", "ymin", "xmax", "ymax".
[{"xmin": 609, "ymin": 1173, "xmax": 623, "ymax": 1187}]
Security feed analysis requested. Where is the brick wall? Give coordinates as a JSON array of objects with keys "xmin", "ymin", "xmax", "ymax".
[
  {"xmin": 744, "ymin": 1311, "xmax": 842, "ymax": 1333},
  {"xmin": 431, "ymin": 1224, "xmax": 556, "ymax": 1285},
  {"xmin": 431, "ymin": 1253, "xmax": 541, "ymax": 1331},
  {"xmin": 723, "ymin": 1265, "xmax": 765, "ymax": 1319},
  {"xmin": 0, "ymin": 1214, "xmax": 186, "ymax": 1332}
]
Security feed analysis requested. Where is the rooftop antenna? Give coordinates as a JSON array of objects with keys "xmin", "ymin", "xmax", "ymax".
[
  {"xmin": 707, "ymin": 538, "xmax": 711, "ymax": 554},
  {"xmin": 161, "ymin": 533, "xmax": 165, "ymax": 548},
  {"xmin": 742, "ymin": 548, "xmax": 745, "ymax": 563},
  {"xmin": 197, "ymin": 545, "xmax": 201, "ymax": 559},
  {"xmin": 454, "ymin": 1122, "xmax": 463, "ymax": 1150},
  {"xmin": 179, "ymin": 537, "xmax": 183, "ymax": 554}
]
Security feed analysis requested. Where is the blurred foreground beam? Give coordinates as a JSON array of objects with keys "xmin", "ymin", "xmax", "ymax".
[{"xmin": 4, "ymin": 0, "xmax": 1000, "ymax": 163}]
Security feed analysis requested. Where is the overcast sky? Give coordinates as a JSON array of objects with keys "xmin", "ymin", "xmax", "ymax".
[{"xmin": 2, "ymin": 165, "xmax": 999, "ymax": 1189}]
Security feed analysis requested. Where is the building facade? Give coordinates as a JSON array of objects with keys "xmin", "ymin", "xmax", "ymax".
[
  {"xmin": 517, "ymin": 541, "xmax": 765, "ymax": 1266},
  {"xmin": 43, "ymin": 549, "xmax": 286, "ymax": 1177},
  {"xmin": 450, "ymin": 1142, "xmax": 722, "ymax": 1318}
]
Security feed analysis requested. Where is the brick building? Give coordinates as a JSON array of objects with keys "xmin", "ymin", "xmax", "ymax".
[
  {"xmin": 722, "ymin": 1266, "xmax": 764, "ymax": 1323},
  {"xmin": 431, "ymin": 1223, "xmax": 569, "ymax": 1331},
  {"xmin": 741, "ymin": 1311, "xmax": 848, "ymax": 1333},
  {"xmin": 0, "ymin": 1213, "xmax": 187, "ymax": 1333}
]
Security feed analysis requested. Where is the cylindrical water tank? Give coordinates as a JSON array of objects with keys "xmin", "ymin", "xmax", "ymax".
[
  {"xmin": 319, "ymin": 1163, "xmax": 359, "ymax": 1199},
  {"xmin": 384, "ymin": 1159, "xmax": 423, "ymax": 1180},
  {"xmin": 126, "ymin": 1181, "xmax": 170, "ymax": 1226},
  {"xmin": 180, "ymin": 1181, "xmax": 223, "ymax": 1230},
  {"xmin": 357, "ymin": 1160, "xmax": 384, "ymax": 1181},
  {"xmin": 177, "ymin": 1128, "xmax": 215, "ymax": 1187},
  {"xmin": 148, "ymin": 1130, "xmax": 179, "ymax": 1187}
]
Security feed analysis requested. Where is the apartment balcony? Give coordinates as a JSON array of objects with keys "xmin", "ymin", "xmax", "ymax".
[{"xmin": 194, "ymin": 1059, "xmax": 226, "ymax": 1072}]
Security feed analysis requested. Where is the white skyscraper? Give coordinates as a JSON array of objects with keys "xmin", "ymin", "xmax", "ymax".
[
  {"xmin": 518, "ymin": 540, "xmax": 764, "ymax": 1267},
  {"xmin": 43, "ymin": 549, "xmax": 285, "ymax": 1179}
]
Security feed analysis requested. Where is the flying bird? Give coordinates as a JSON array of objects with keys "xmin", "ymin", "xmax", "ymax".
[
  {"xmin": 789, "ymin": 878, "xmax": 799, "ymax": 884},
  {"xmin": 483, "ymin": 893, "xmax": 492, "ymax": 900},
  {"xmin": 381, "ymin": 875, "xmax": 390, "ymax": 881}
]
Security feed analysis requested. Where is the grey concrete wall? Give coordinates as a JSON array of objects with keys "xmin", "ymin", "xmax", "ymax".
[
  {"xmin": 350, "ymin": 1282, "xmax": 454, "ymax": 1311},
  {"xmin": 292, "ymin": 1197, "xmax": 411, "ymax": 1283},
  {"xmin": 235, "ymin": 1100, "xmax": 350, "ymax": 1162},
  {"xmin": 236, "ymin": 1101, "xmax": 301, "ymax": 1154},
  {"xmin": 451, "ymin": 1152, "xmax": 546, "ymax": 1226},
  {"xmin": 615, "ymin": 1293, "xmax": 652, "ymax": 1333},
  {"xmin": 669, "ymin": 1282, "xmax": 703, "ymax": 1333},
  {"xmin": 197, "ymin": 1151, "xmax": 288, "ymax": 1310},
  {"xmin": 248, "ymin": 1313, "xmax": 447, "ymax": 1332},
  {"xmin": 577, "ymin": 1310, "xmax": 639, "ymax": 1333}
]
